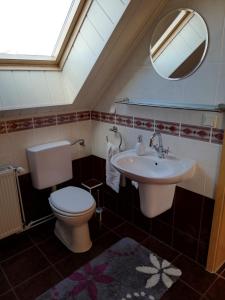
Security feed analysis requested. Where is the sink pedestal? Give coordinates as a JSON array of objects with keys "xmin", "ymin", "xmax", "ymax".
[{"xmin": 139, "ymin": 183, "xmax": 176, "ymax": 218}]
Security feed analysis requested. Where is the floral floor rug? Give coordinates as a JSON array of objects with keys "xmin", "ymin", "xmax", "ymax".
[{"xmin": 37, "ymin": 237, "xmax": 182, "ymax": 300}]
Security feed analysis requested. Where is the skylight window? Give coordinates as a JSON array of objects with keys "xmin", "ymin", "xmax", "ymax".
[{"xmin": 0, "ymin": 0, "xmax": 82, "ymax": 61}]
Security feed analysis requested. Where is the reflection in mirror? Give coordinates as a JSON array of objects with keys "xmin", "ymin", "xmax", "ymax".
[{"xmin": 150, "ymin": 9, "xmax": 208, "ymax": 80}]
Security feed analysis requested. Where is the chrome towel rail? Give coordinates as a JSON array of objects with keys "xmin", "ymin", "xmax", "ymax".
[
  {"xmin": 106, "ymin": 126, "xmax": 122, "ymax": 150},
  {"xmin": 71, "ymin": 139, "xmax": 85, "ymax": 146}
]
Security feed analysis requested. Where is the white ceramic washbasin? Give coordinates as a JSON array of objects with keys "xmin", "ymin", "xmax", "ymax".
[
  {"xmin": 111, "ymin": 149, "xmax": 196, "ymax": 218},
  {"xmin": 111, "ymin": 149, "xmax": 196, "ymax": 185}
]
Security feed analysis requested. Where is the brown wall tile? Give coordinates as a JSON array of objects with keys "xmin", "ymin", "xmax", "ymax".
[
  {"xmin": 7, "ymin": 118, "xmax": 33, "ymax": 132},
  {"xmin": 34, "ymin": 115, "xmax": 56, "ymax": 128},
  {"xmin": 0, "ymin": 121, "xmax": 6, "ymax": 134}
]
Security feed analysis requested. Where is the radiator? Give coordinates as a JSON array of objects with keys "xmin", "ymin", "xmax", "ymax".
[{"xmin": 0, "ymin": 165, "xmax": 24, "ymax": 239}]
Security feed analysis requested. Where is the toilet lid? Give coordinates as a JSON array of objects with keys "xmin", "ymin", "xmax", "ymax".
[{"xmin": 49, "ymin": 186, "xmax": 95, "ymax": 214}]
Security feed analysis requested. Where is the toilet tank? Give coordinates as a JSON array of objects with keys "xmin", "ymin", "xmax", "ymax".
[{"xmin": 27, "ymin": 140, "xmax": 72, "ymax": 190}]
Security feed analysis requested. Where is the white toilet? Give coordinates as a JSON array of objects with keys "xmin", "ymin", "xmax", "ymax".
[{"xmin": 27, "ymin": 140, "xmax": 96, "ymax": 253}]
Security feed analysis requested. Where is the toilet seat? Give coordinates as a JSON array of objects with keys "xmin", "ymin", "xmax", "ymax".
[
  {"xmin": 50, "ymin": 202, "xmax": 96, "ymax": 217},
  {"xmin": 49, "ymin": 186, "xmax": 95, "ymax": 216}
]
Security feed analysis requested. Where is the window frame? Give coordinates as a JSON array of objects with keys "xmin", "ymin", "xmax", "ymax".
[
  {"xmin": 151, "ymin": 10, "xmax": 194, "ymax": 62},
  {"xmin": 0, "ymin": 0, "xmax": 92, "ymax": 70}
]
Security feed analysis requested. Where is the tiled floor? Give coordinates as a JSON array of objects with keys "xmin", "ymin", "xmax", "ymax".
[{"xmin": 0, "ymin": 208, "xmax": 225, "ymax": 300}]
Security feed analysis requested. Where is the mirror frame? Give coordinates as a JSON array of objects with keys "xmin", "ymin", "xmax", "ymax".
[{"xmin": 149, "ymin": 8, "xmax": 209, "ymax": 81}]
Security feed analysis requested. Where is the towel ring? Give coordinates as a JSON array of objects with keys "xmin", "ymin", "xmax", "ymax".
[{"xmin": 106, "ymin": 126, "xmax": 122, "ymax": 150}]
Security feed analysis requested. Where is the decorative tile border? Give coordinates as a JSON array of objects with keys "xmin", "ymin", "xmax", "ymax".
[
  {"xmin": 181, "ymin": 124, "xmax": 211, "ymax": 142},
  {"xmin": 155, "ymin": 120, "xmax": 179, "ymax": 136},
  {"xmin": 0, "ymin": 121, "xmax": 6, "ymax": 134},
  {"xmin": 7, "ymin": 118, "xmax": 33, "ymax": 132},
  {"xmin": 116, "ymin": 114, "xmax": 133, "ymax": 127},
  {"xmin": 57, "ymin": 113, "xmax": 76, "ymax": 125},
  {"xmin": 101, "ymin": 112, "xmax": 115, "ymax": 124},
  {"xmin": 0, "ymin": 110, "xmax": 224, "ymax": 145},
  {"xmin": 77, "ymin": 111, "xmax": 90, "ymax": 121},
  {"xmin": 134, "ymin": 117, "xmax": 154, "ymax": 131},
  {"xmin": 0, "ymin": 111, "xmax": 91, "ymax": 134},
  {"xmin": 91, "ymin": 111, "xmax": 101, "ymax": 121},
  {"xmin": 34, "ymin": 115, "xmax": 57, "ymax": 128},
  {"xmin": 211, "ymin": 128, "xmax": 224, "ymax": 144}
]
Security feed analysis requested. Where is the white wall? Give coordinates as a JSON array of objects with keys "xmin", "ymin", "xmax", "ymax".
[
  {"xmin": 0, "ymin": 118, "xmax": 92, "ymax": 173},
  {"xmin": 0, "ymin": 71, "xmax": 69, "ymax": 111},
  {"xmin": 0, "ymin": 0, "xmax": 130, "ymax": 175},
  {"xmin": 95, "ymin": 0, "xmax": 225, "ymax": 107},
  {"xmin": 0, "ymin": 0, "xmax": 224, "ymax": 200},
  {"xmin": 92, "ymin": 0, "xmax": 225, "ymax": 199}
]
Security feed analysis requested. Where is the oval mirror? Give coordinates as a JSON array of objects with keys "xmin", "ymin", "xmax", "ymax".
[{"xmin": 150, "ymin": 9, "xmax": 208, "ymax": 80}]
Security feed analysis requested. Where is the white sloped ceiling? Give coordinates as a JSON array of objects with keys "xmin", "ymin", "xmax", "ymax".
[{"xmin": 0, "ymin": 0, "xmax": 168, "ymax": 111}]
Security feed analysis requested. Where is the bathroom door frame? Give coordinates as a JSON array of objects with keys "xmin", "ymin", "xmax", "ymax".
[{"xmin": 207, "ymin": 133, "xmax": 225, "ymax": 273}]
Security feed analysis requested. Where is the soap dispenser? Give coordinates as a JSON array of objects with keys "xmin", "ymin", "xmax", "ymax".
[{"xmin": 135, "ymin": 135, "xmax": 145, "ymax": 156}]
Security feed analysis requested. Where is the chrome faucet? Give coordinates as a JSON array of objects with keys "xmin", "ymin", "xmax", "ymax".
[{"xmin": 149, "ymin": 132, "xmax": 169, "ymax": 158}]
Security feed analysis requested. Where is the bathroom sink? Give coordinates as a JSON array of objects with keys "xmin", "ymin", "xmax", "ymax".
[
  {"xmin": 111, "ymin": 149, "xmax": 196, "ymax": 218},
  {"xmin": 111, "ymin": 149, "xmax": 196, "ymax": 184}
]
